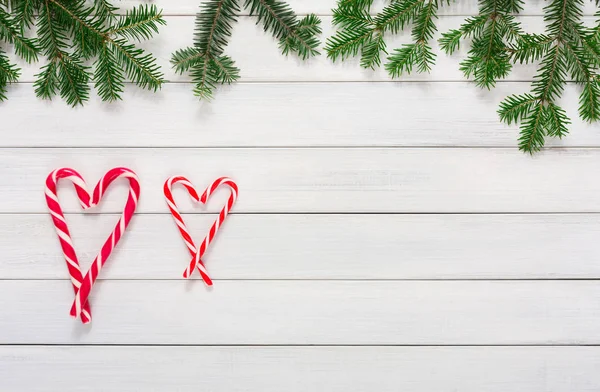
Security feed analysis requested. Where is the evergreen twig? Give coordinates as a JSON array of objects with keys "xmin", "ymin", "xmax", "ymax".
[
  {"xmin": 498, "ymin": 0, "xmax": 591, "ymax": 152},
  {"xmin": 326, "ymin": 0, "xmax": 442, "ymax": 74},
  {"xmin": 0, "ymin": 0, "xmax": 165, "ymax": 105},
  {"xmin": 172, "ymin": 0, "xmax": 322, "ymax": 100}
]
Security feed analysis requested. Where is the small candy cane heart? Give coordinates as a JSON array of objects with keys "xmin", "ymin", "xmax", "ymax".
[
  {"xmin": 164, "ymin": 176, "xmax": 238, "ymax": 280},
  {"xmin": 164, "ymin": 176, "xmax": 213, "ymax": 285}
]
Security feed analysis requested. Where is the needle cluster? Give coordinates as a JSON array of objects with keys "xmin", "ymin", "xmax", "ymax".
[
  {"xmin": 0, "ymin": 0, "xmax": 165, "ymax": 105},
  {"xmin": 171, "ymin": 0, "xmax": 322, "ymax": 100}
]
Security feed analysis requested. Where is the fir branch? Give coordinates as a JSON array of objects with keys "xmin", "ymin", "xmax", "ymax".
[
  {"xmin": 57, "ymin": 53, "xmax": 90, "ymax": 106},
  {"xmin": 374, "ymin": 0, "xmax": 425, "ymax": 34},
  {"xmin": 0, "ymin": 47, "xmax": 20, "ymax": 100},
  {"xmin": 243, "ymin": 0, "xmax": 321, "ymax": 59},
  {"xmin": 517, "ymin": 101, "xmax": 547, "ymax": 153},
  {"xmin": 172, "ymin": 0, "xmax": 239, "ymax": 100},
  {"xmin": 326, "ymin": 26, "xmax": 373, "ymax": 62},
  {"xmin": 194, "ymin": 0, "xmax": 239, "ymax": 57},
  {"xmin": 498, "ymin": 93, "xmax": 538, "ymax": 125},
  {"xmin": 338, "ymin": 0, "xmax": 374, "ymax": 11},
  {"xmin": 47, "ymin": 0, "xmax": 106, "ymax": 59},
  {"xmin": 440, "ymin": 0, "xmax": 522, "ymax": 89},
  {"xmin": 386, "ymin": 44, "xmax": 421, "ymax": 76},
  {"xmin": 0, "ymin": 6, "xmax": 37, "ymax": 62},
  {"xmin": 210, "ymin": 54, "xmax": 239, "ymax": 83},
  {"xmin": 496, "ymin": 0, "xmax": 589, "ymax": 152},
  {"xmin": 173, "ymin": 0, "xmax": 318, "ymax": 100},
  {"xmin": 0, "ymin": 0, "xmax": 164, "ymax": 104},
  {"xmin": 109, "ymin": 4, "xmax": 165, "ymax": 42},
  {"xmin": 327, "ymin": 0, "xmax": 440, "ymax": 75},
  {"xmin": 386, "ymin": 0, "xmax": 438, "ymax": 77},
  {"xmin": 171, "ymin": 46, "xmax": 205, "ymax": 74},
  {"xmin": 37, "ymin": 0, "xmax": 69, "ymax": 58},
  {"xmin": 279, "ymin": 13, "xmax": 321, "ymax": 59},
  {"xmin": 108, "ymin": 37, "xmax": 163, "ymax": 91},
  {"xmin": 544, "ymin": 101, "xmax": 570, "ymax": 138},
  {"xmin": 439, "ymin": 15, "xmax": 489, "ymax": 54},
  {"xmin": 504, "ymin": 0, "xmax": 525, "ymax": 13},
  {"xmin": 34, "ymin": 60, "xmax": 59, "ymax": 99},
  {"xmin": 94, "ymin": 40, "xmax": 124, "ymax": 101},
  {"xmin": 509, "ymin": 33, "xmax": 553, "ymax": 64},
  {"xmin": 12, "ymin": 0, "xmax": 37, "ymax": 29},
  {"xmin": 331, "ymin": 3, "xmax": 372, "ymax": 31},
  {"xmin": 579, "ymin": 78, "xmax": 600, "ymax": 121},
  {"xmin": 360, "ymin": 31, "xmax": 385, "ymax": 69},
  {"xmin": 93, "ymin": 0, "xmax": 117, "ymax": 22},
  {"xmin": 189, "ymin": 55, "xmax": 240, "ymax": 100}
]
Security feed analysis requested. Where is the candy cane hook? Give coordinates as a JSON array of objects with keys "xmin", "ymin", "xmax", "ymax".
[{"xmin": 45, "ymin": 168, "xmax": 94, "ymax": 323}]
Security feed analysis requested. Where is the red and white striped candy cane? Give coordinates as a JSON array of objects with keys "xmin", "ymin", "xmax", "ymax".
[
  {"xmin": 185, "ymin": 177, "xmax": 238, "ymax": 279},
  {"xmin": 164, "ymin": 176, "xmax": 238, "ymax": 280},
  {"xmin": 164, "ymin": 176, "xmax": 213, "ymax": 285},
  {"xmin": 45, "ymin": 168, "xmax": 94, "ymax": 323},
  {"xmin": 45, "ymin": 167, "xmax": 140, "ymax": 323},
  {"xmin": 67, "ymin": 167, "xmax": 140, "ymax": 320}
]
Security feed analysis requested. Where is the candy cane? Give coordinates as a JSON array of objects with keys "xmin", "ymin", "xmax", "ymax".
[
  {"xmin": 164, "ymin": 176, "xmax": 213, "ymax": 285},
  {"xmin": 185, "ymin": 177, "xmax": 238, "ymax": 279},
  {"xmin": 45, "ymin": 168, "xmax": 94, "ymax": 323},
  {"xmin": 45, "ymin": 167, "xmax": 140, "ymax": 323},
  {"xmin": 60, "ymin": 167, "xmax": 140, "ymax": 321}
]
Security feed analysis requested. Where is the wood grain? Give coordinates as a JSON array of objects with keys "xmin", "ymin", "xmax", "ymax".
[
  {"xmin": 3, "ymin": 213, "xmax": 600, "ymax": 280},
  {"xmin": 1, "ymin": 346, "xmax": 599, "ymax": 392},
  {"xmin": 3, "ymin": 148, "xmax": 600, "ymax": 213},
  {"xmin": 1, "ymin": 82, "xmax": 593, "ymax": 148},
  {"xmin": 2, "ymin": 0, "xmax": 599, "ymax": 388},
  {"xmin": 2, "ymin": 280, "xmax": 600, "ymax": 344}
]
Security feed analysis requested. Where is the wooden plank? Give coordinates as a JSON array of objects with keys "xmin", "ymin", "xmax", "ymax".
[
  {"xmin": 1, "ymin": 82, "xmax": 594, "ymax": 148},
  {"xmin": 3, "ymin": 214, "xmax": 600, "ymax": 280},
  {"xmin": 1, "ymin": 280, "xmax": 599, "ymax": 344},
  {"xmin": 12, "ymin": 16, "xmax": 585, "ymax": 82},
  {"xmin": 3, "ymin": 148, "xmax": 600, "ymax": 213},
  {"xmin": 1, "ymin": 346, "xmax": 599, "ymax": 392},
  {"xmin": 116, "ymin": 0, "xmax": 598, "ymax": 16}
]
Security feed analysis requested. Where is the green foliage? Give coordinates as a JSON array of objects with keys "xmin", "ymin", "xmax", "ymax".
[
  {"xmin": 172, "ymin": 0, "xmax": 321, "ymax": 100},
  {"xmin": 0, "ymin": 5, "xmax": 37, "ymax": 99},
  {"xmin": 440, "ymin": 0, "xmax": 523, "ymax": 90},
  {"xmin": 0, "ymin": 0, "xmax": 165, "ymax": 105},
  {"xmin": 498, "ymin": 0, "xmax": 597, "ymax": 152},
  {"xmin": 326, "ymin": 0, "xmax": 441, "ymax": 77},
  {"xmin": 328, "ymin": 0, "xmax": 600, "ymax": 154}
]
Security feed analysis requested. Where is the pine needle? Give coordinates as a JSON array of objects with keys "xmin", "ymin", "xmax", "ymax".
[
  {"xmin": 172, "ymin": 0, "xmax": 320, "ymax": 100},
  {"xmin": 0, "ymin": 0, "xmax": 165, "ymax": 105}
]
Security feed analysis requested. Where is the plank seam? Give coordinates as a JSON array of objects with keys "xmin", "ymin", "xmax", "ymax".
[{"xmin": 2, "ymin": 343, "xmax": 600, "ymax": 347}]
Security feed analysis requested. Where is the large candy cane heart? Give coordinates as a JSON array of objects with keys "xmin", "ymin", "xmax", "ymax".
[
  {"xmin": 164, "ymin": 176, "xmax": 238, "ymax": 280},
  {"xmin": 45, "ymin": 167, "xmax": 140, "ymax": 324}
]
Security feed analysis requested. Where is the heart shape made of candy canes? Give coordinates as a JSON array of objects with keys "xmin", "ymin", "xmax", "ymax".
[
  {"xmin": 164, "ymin": 176, "xmax": 238, "ymax": 281},
  {"xmin": 45, "ymin": 167, "xmax": 140, "ymax": 324}
]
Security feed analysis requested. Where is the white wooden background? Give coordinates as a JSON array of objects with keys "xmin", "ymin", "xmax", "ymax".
[{"xmin": 1, "ymin": 1, "xmax": 600, "ymax": 390}]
